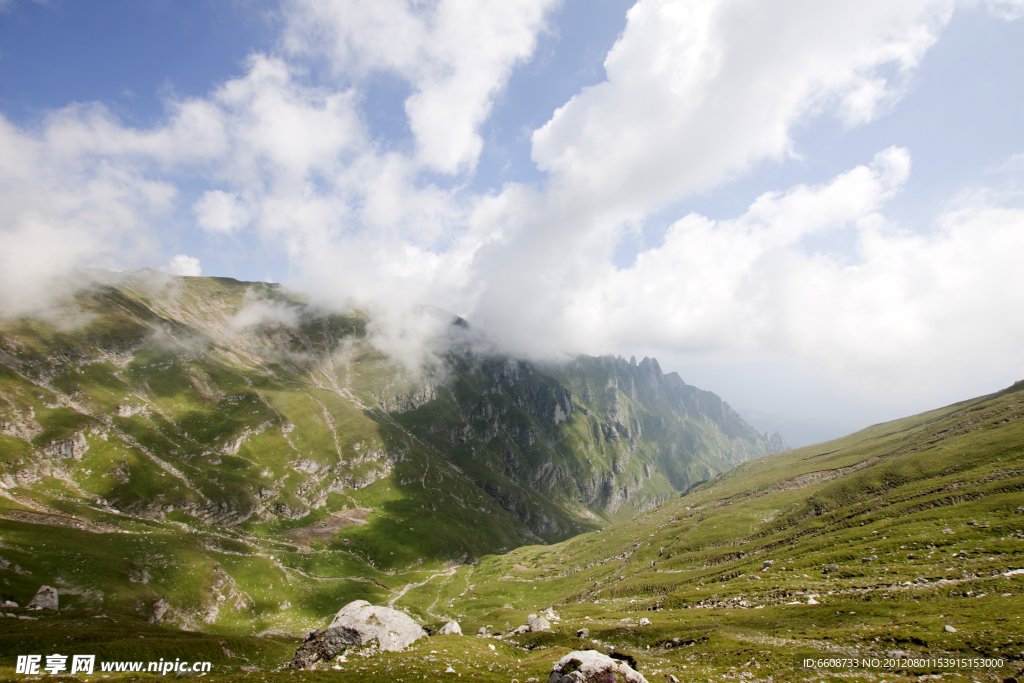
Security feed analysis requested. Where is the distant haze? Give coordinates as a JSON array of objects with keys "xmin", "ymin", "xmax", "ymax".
[{"xmin": 1, "ymin": 0, "xmax": 1023, "ymax": 434}]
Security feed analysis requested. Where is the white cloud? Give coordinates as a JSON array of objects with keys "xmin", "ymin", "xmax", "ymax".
[
  {"xmin": 531, "ymin": 0, "xmax": 952, "ymax": 212},
  {"xmin": 193, "ymin": 190, "xmax": 249, "ymax": 234},
  {"xmin": 159, "ymin": 255, "xmax": 202, "ymax": 277},
  {"xmin": 230, "ymin": 299, "xmax": 300, "ymax": 331},
  {"xmin": 2, "ymin": 0, "xmax": 1023, "ymax": 420},
  {"xmin": 282, "ymin": 0, "xmax": 560, "ymax": 173}
]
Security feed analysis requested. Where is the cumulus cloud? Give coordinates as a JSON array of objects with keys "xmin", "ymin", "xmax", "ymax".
[
  {"xmin": 282, "ymin": 0, "xmax": 559, "ymax": 173},
  {"xmin": 531, "ymin": 0, "xmax": 952, "ymax": 212},
  {"xmin": 193, "ymin": 190, "xmax": 249, "ymax": 234},
  {"xmin": 159, "ymin": 255, "xmax": 202, "ymax": 277},
  {"xmin": 3, "ymin": 0, "xmax": 1023, "ymax": 419}
]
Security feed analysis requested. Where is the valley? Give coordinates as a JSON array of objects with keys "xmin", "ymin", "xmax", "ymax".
[{"xmin": 0, "ymin": 273, "xmax": 1020, "ymax": 682}]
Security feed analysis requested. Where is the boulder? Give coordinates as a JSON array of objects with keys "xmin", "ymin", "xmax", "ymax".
[
  {"xmin": 547, "ymin": 650, "xmax": 648, "ymax": 683},
  {"xmin": 944, "ymin": 625, "xmax": 957, "ymax": 633},
  {"xmin": 576, "ymin": 628, "xmax": 589, "ymax": 638},
  {"xmin": 477, "ymin": 626, "xmax": 489, "ymax": 636},
  {"xmin": 439, "ymin": 620, "xmax": 462, "ymax": 636},
  {"xmin": 291, "ymin": 600, "xmax": 427, "ymax": 668},
  {"xmin": 328, "ymin": 600, "xmax": 427, "ymax": 651},
  {"xmin": 527, "ymin": 614, "xmax": 552, "ymax": 632},
  {"xmin": 292, "ymin": 627, "xmax": 361, "ymax": 669},
  {"xmin": 27, "ymin": 585, "xmax": 58, "ymax": 611}
]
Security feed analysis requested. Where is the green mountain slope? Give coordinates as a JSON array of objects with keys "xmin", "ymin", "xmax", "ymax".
[
  {"xmin": 421, "ymin": 379, "xmax": 1024, "ymax": 680},
  {"xmin": 0, "ymin": 271, "xmax": 779, "ymax": 630}
]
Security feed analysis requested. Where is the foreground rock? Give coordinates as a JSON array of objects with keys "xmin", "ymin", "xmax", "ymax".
[
  {"xmin": 548, "ymin": 650, "xmax": 648, "ymax": 683},
  {"xmin": 291, "ymin": 600, "xmax": 427, "ymax": 668},
  {"xmin": 439, "ymin": 620, "xmax": 462, "ymax": 635},
  {"xmin": 27, "ymin": 586, "xmax": 58, "ymax": 611}
]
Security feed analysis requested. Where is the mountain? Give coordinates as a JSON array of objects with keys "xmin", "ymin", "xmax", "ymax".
[
  {"xmin": 0, "ymin": 272, "xmax": 781, "ymax": 618},
  {"xmin": 0, "ymin": 302, "xmax": 1019, "ymax": 680}
]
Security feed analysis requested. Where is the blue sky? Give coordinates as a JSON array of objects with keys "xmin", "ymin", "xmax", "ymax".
[{"xmin": 2, "ymin": 0, "xmax": 1023, "ymax": 445}]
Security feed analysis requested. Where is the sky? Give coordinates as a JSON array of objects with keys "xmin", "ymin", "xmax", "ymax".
[{"xmin": 2, "ymin": 0, "xmax": 1023, "ymax": 446}]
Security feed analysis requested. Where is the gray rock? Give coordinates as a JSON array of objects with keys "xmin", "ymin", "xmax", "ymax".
[
  {"xmin": 576, "ymin": 628, "xmax": 589, "ymax": 638},
  {"xmin": 291, "ymin": 600, "xmax": 427, "ymax": 668},
  {"xmin": 823, "ymin": 564, "xmax": 839, "ymax": 574},
  {"xmin": 439, "ymin": 620, "xmax": 462, "ymax": 636},
  {"xmin": 328, "ymin": 600, "xmax": 427, "ymax": 651},
  {"xmin": 549, "ymin": 650, "xmax": 648, "ymax": 683},
  {"xmin": 666, "ymin": 676, "xmax": 679, "ymax": 683},
  {"xmin": 27, "ymin": 585, "xmax": 58, "ymax": 610},
  {"xmin": 291, "ymin": 626, "xmax": 361, "ymax": 668},
  {"xmin": 862, "ymin": 555, "xmax": 878, "ymax": 563},
  {"xmin": 527, "ymin": 614, "xmax": 552, "ymax": 632},
  {"xmin": 477, "ymin": 626, "xmax": 488, "ymax": 636}
]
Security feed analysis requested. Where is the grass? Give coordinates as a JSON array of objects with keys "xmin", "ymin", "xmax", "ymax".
[{"xmin": 1, "ymin": 273, "xmax": 1022, "ymax": 681}]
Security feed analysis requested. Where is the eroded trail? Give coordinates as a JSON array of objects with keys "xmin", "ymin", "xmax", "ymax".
[{"xmin": 388, "ymin": 566, "xmax": 458, "ymax": 610}]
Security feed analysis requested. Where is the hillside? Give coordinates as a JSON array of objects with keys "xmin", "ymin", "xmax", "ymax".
[
  {"xmin": 0, "ymin": 324, "xmax": 1019, "ymax": 680},
  {"xmin": 0, "ymin": 271, "xmax": 780, "ymax": 628},
  {"xmin": 416, "ymin": 378, "xmax": 1024, "ymax": 681}
]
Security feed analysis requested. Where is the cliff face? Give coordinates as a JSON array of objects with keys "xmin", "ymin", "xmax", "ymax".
[{"xmin": 0, "ymin": 272, "xmax": 784, "ymax": 560}]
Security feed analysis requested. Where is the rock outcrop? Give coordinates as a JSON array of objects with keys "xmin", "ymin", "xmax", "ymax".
[
  {"xmin": 438, "ymin": 619, "xmax": 462, "ymax": 635},
  {"xmin": 527, "ymin": 613, "xmax": 552, "ymax": 632},
  {"xmin": 27, "ymin": 585, "xmax": 58, "ymax": 611}
]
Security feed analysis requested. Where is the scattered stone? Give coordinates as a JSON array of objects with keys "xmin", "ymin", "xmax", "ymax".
[
  {"xmin": 444, "ymin": 666, "xmax": 456, "ymax": 674},
  {"xmin": 541, "ymin": 607, "xmax": 559, "ymax": 621},
  {"xmin": 823, "ymin": 564, "xmax": 839, "ymax": 574},
  {"xmin": 150, "ymin": 597, "xmax": 171, "ymax": 624},
  {"xmin": 807, "ymin": 597, "xmax": 819, "ymax": 605},
  {"xmin": 1016, "ymin": 506, "xmax": 1024, "ymax": 514},
  {"xmin": 666, "ymin": 676, "xmax": 679, "ymax": 683},
  {"xmin": 439, "ymin": 620, "xmax": 462, "ymax": 636},
  {"xmin": 638, "ymin": 617, "xmax": 651, "ymax": 626},
  {"xmin": 291, "ymin": 600, "xmax": 427, "ymax": 668},
  {"xmin": 862, "ymin": 555, "xmax": 878, "ymax": 563},
  {"xmin": 478, "ymin": 626, "xmax": 489, "ymax": 636},
  {"xmin": 547, "ymin": 650, "xmax": 648, "ymax": 683},
  {"xmin": 527, "ymin": 614, "xmax": 552, "ymax": 632},
  {"xmin": 944, "ymin": 625, "xmax": 957, "ymax": 633},
  {"xmin": 27, "ymin": 585, "xmax": 58, "ymax": 611},
  {"xmin": 576, "ymin": 628, "xmax": 589, "ymax": 638},
  {"xmin": 762, "ymin": 560, "xmax": 774, "ymax": 570},
  {"xmin": 1, "ymin": 601, "xmax": 18, "ymax": 608}
]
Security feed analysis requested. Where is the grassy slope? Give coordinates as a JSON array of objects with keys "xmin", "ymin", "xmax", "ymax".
[{"xmin": 0, "ymin": 380, "xmax": 1019, "ymax": 681}]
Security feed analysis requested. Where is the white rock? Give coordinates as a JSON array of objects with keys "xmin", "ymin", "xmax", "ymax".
[
  {"xmin": 27, "ymin": 585, "xmax": 58, "ymax": 611},
  {"xmin": 527, "ymin": 614, "xmax": 552, "ymax": 632},
  {"xmin": 549, "ymin": 650, "xmax": 648, "ymax": 683},
  {"xmin": 944, "ymin": 625, "xmax": 957, "ymax": 633},
  {"xmin": 439, "ymin": 620, "xmax": 462, "ymax": 636},
  {"xmin": 445, "ymin": 666, "xmax": 456, "ymax": 674},
  {"xmin": 637, "ymin": 617, "xmax": 651, "ymax": 626},
  {"xmin": 327, "ymin": 600, "xmax": 427, "ymax": 652}
]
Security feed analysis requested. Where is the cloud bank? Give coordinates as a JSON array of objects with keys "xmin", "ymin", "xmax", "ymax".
[{"xmin": 1, "ymin": 0, "xmax": 1022, "ymax": 417}]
